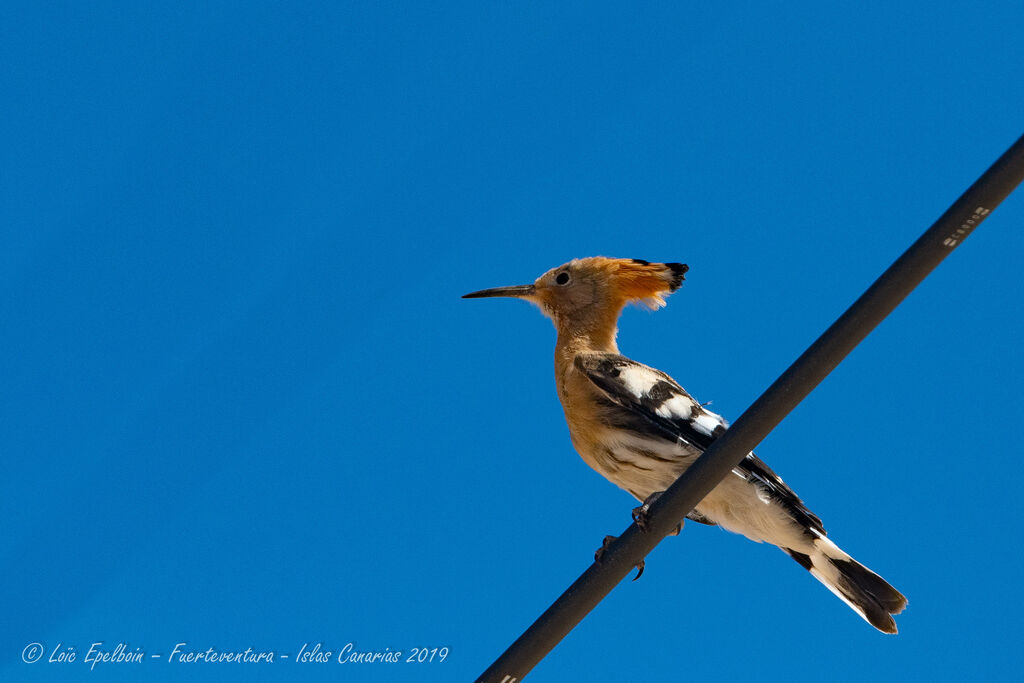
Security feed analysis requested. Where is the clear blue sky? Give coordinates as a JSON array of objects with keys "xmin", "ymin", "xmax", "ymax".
[{"xmin": 3, "ymin": 2, "xmax": 1022, "ymax": 681}]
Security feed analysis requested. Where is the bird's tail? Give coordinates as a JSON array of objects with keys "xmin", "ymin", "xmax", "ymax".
[{"xmin": 784, "ymin": 533, "xmax": 907, "ymax": 634}]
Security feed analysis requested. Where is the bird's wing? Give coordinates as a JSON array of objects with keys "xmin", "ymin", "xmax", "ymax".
[{"xmin": 574, "ymin": 353, "xmax": 825, "ymax": 534}]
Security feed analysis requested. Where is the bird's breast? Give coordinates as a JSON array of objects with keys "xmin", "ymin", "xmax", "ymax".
[{"xmin": 556, "ymin": 369, "xmax": 695, "ymax": 498}]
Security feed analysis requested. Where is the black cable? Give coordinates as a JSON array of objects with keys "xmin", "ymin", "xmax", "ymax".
[{"xmin": 477, "ymin": 133, "xmax": 1024, "ymax": 683}]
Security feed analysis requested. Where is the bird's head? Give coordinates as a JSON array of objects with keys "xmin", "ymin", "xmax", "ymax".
[{"xmin": 463, "ymin": 257, "xmax": 687, "ymax": 342}]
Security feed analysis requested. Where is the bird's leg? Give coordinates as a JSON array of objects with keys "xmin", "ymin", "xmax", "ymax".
[
  {"xmin": 593, "ymin": 535, "xmax": 646, "ymax": 581},
  {"xmin": 632, "ymin": 491, "xmax": 684, "ymax": 535}
]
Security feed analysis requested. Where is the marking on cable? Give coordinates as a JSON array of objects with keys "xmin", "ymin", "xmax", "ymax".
[{"xmin": 944, "ymin": 206, "xmax": 990, "ymax": 246}]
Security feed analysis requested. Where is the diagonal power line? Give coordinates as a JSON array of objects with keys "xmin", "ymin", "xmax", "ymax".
[{"xmin": 478, "ymin": 132, "xmax": 1024, "ymax": 683}]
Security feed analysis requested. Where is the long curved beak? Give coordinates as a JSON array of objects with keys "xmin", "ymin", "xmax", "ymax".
[{"xmin": 462, "ymin": 284, "xmax": 536, "ymax": 299}]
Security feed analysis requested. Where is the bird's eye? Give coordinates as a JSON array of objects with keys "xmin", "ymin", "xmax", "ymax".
[{"xmin": 555, "ymin": 272, "xmax": 570, "ymax": 285}]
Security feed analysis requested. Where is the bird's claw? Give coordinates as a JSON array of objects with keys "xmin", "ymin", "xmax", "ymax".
[
  {"xmin": 594, "ymin": 534, "xmax": 646, "ymax": 581},
  {"xmin": 631, "ymin": 503, "xmax": 650, "ymax": 530},
  {"xmin": 594, "ymin": 535, "xmax": 617, "ymax": 563},
  {"xmin": 632, "ymin": 491, "xmax": 665, "ymax": 531},
  {"xmin": 632, "ymin": 558, "xmax": 645, "ymax": 581},
  {"xmin": 631, "ymin": 491, "xmax": 685, "ymax": 535}
]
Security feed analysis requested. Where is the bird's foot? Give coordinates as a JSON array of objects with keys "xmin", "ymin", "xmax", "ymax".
[
  {"xmin": 594, "ymin": 535, "xmax": 617, "ymax": 563},
  {"xmin": 632, "ymin": 491, "xmax": 663, "ymax": 531},
  {"xmin": 632, "ymin": 491, "xmax": 683, "ymax": 535},
  {"xmin": 594, "ymin": 534, "xmax": 646, "ymax": 581}
]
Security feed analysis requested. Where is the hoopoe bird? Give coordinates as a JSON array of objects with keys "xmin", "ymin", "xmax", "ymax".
[{"xmin": 464, "ymin": 256, "xmax": 907, "ymax": 633}]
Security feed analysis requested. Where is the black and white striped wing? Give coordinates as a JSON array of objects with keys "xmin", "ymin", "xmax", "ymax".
[{"xmin": 574, "ymin": 353, "xmax": 825, "ymax": 535}]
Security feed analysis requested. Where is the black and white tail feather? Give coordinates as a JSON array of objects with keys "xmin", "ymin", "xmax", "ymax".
[
  {"xmin": 784, "ymin": 533, "xmax": 908, "ymax": 634},
  {"xmin": 575, "ymin": 353, "xmax": 907, "ymax": 633}
]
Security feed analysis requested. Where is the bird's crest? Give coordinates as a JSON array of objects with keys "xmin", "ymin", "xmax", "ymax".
[{"xmin": 588, "ymin": 257, "xmax": 688, "ymax": 310}]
